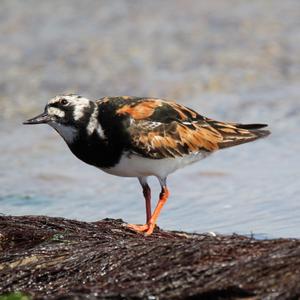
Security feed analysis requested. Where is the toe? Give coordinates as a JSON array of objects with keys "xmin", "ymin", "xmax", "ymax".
[
  {"xmin": 127, "ymin": 223, "xmax": 149, "ymax": 232},
  {"xmin": 144, "ymin": 223, "xmax": 156, "ymax": 235}
]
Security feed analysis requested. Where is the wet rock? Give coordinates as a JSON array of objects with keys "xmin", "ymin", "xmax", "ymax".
[{"xmin": 0, "ymin": 215, "xmax": 299, "ymax": 299}]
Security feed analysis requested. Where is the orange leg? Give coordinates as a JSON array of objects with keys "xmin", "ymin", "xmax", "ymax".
[
  {"xmin": 127, "ymin": 179, "xmax": 151, "ymax": 232},
  {"xmin": 127, "ymin": 178, "xmax": 169, "ymax": 235},
  {"xmin": 145, "ymin": 186, "xmax": 169, "ymax": 235},
  {"xmin": 144, "ymin": 184, "xmax": 151, "ymax": 223}
]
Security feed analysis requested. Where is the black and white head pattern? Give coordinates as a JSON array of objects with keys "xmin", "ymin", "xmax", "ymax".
[{"xmin": 46, "ymin": 94, "xmax": 105, "ymax": 143}]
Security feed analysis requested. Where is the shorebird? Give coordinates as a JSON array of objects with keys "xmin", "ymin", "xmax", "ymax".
[{"xmin": 24, "ymin": 94, "xmax": 270, "ymax": 235}]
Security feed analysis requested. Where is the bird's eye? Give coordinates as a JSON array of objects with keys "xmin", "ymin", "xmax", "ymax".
[{"xmin": 60, "ymin": 99, "xmax": 68, "ymax": 105}]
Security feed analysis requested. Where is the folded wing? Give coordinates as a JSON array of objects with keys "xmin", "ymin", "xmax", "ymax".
[{"xmin": 114, "ymin": 97, "xmax": 270, "ymax": 159}]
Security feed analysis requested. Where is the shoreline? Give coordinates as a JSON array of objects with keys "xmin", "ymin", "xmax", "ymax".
[{"xmin": 1, "ymin": 215, "xmax": 299, "ymax": 299}]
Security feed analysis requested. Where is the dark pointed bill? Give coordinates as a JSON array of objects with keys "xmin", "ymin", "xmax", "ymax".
[{"xmin": 23, "ymin": 111, "xmax": 51, "ymax": 125}]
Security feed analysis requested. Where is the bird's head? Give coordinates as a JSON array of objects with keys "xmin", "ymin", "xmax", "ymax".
[{"xmin": 23, "ymin": 94, "xmax": 97, "ymax": 143}]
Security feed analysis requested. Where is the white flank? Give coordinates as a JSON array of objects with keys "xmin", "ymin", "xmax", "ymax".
[
  {"xmin": 47, "ymin": 107, "xmax": 65, "ymax": 118},
  {"xmin": 102, "ymin": 151, "xmax": 210, "ymax": 178},
  {"xmin": 49, "ymin": 122, "xmax": 78, "ymax": 144}
]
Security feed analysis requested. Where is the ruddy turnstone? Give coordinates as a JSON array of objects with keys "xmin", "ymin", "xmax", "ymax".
[{"xmin": 24, "ymin": 94, "xmax": 270, "ymax": 235}]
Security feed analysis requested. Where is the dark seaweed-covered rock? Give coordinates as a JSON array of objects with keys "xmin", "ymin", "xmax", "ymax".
[{"xmin": 0, "ymin": 216, "xmax": 299, "ymax": 299}]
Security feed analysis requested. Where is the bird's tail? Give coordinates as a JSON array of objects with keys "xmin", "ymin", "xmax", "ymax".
[{"xmin": 211, "ymin": 122, "xmax": 271, "ymax": 149}]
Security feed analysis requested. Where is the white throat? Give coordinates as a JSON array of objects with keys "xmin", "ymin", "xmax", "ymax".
[{"xmin": 49, "ymin": 122, "xmax": 78, "ymax": 144}]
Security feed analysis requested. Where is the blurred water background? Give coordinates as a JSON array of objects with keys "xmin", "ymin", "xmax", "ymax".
[{"xmin": 0, "ymin": 0, "xmax": 299, "ymax": 238}]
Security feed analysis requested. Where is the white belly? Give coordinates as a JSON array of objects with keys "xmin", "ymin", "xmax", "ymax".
[{"xmin": 101, "ymin": 152, "xmax": 210, "ymax": 178}]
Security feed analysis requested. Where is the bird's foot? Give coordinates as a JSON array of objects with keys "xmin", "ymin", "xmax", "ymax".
[
  {"xmin": 144, "ymin": 223, "xmax": 155, "ymax": 235},
  {"xmin": 127, "ymin": 223, "xmax": 156, "ymax": 235},
  {"xmin": 127, "ymin": 223, "xmax": 149, "ymax": 232}
]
